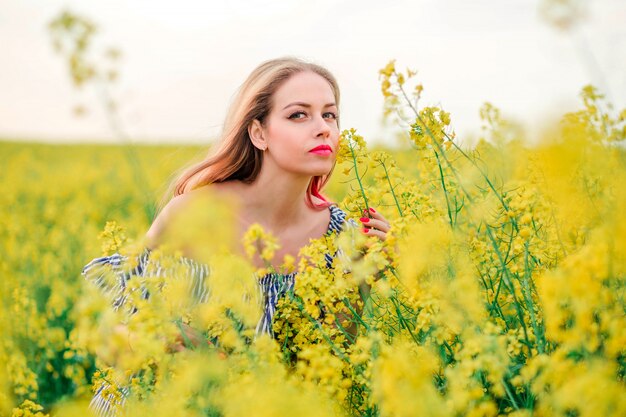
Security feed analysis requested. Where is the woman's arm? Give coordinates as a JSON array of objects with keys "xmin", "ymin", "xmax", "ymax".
[{"xmin": 331, "ymin": 207, "xmax": 392, "ymax": 343}]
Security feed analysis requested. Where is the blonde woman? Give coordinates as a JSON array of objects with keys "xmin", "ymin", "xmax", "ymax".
[{"xmin": 82, "ymin": 56, "xmax": 391, "ymax": 416}]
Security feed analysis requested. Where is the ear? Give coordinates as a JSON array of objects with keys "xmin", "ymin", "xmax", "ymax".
[{"xmin": 248, "ymin": 119, "xmax": 268, "ymax": 151}]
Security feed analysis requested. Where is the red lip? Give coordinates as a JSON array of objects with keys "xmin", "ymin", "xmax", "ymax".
[{"xmin": 309, "ymin": 145, "xmax": 332, "ymax": 152}]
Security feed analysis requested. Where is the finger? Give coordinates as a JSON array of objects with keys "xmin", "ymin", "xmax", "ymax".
[
  {"xmin": 167, "ymin": 340, "xmax": 186, "ymax": 353},
  {"xmin": 363, "ymin": 207, "xmax": 390, "ymax": 224},
  {"xmin": 359, "ymin": 217, "xmax": 390, "ymax": 233},
  {"xmin": 182, "ymin": 330, "xmax": 204, "ymax": 348},
  {"xmin": 360, "ymin": 227, "xmax": 386, "ymax": 241},
  {"xmin": 179, "ymin": 323, "xmax": 206, "ymax": 346}
]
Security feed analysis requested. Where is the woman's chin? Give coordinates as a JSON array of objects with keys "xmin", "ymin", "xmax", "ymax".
[
  {"xmin": 283, "ymin": 161, "xmax": 335, "ymax": 178},
  {"xmin": 309, "ymin": 161, "xmax": 336, "ymax": 176}
]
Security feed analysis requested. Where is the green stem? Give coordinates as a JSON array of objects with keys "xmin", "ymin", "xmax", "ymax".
[
  {"xmin": 389, "ymin": 295, "xmax": 420, "ymax": 345},
  {"xmin": 521, "ymin": 243, "xmax": 546, "ymax": 354},
  {"xmin": 380, "ymin": 161, "xmax": 404, "ymax": 216},
  {"xmin": 173, "ymin": 319, "xmax": 195, "ymax": 351},
  {"xmin": 97, "ymin": 76, "xmax": 155, "ymax": 222},
  {"xmin": 340, "ymin": 297, "xmax": 371, "ymax": 331},
  {"xmin": 502, "ymin": 377, "xmax": 521, "ymax": 410},
  {"xmin": 444, "ymin": 133, "xmax": 511, "ymax": 214},
  {"xmin": 348, "ymin": 134, "xmax": 370, "ymax": 213},
  {"xmin": 286, "ymin": 292, "xmax": 351, "ymax": 363},
  {"xmin": 433, "ymin": 149, "xmax": 454, "ymax": 227},
  {"xmin": 485, "ymin": 227, "xmax": 533, "ymax": 357}
]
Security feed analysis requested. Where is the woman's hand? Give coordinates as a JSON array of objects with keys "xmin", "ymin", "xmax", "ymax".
[
  {"xmin": 359, "ymin": 207, "xmax": 390, "ymax": 240},
  {"xmin": 357, "ymin": 206, "xmax": 396, "ymax": 290},
  {"xmin": 167, "ymin": 322, "xmax": 210, "ymax": 353},
  {"xmin": 167, "ymin": 323, "xmax": 230, "ymax": 359},
  {"xmin": 330, "ymin": 207, "xmax": 394, "ymax": 344}
]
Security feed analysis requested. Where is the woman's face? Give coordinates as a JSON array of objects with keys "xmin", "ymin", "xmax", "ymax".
[{"xmin": 260, "ymin": 71, "xmax": 339, "ymax": 178}]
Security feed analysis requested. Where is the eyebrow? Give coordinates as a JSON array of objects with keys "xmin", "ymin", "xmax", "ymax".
[{"xmin": 282, "ymin": 102, "xmax": 337, "ymax": 110}]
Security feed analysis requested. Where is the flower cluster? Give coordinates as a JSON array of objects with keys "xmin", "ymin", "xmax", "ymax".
[{"xmin": 241, "ymin": 223, "xmax": 281, "ymax": 275}]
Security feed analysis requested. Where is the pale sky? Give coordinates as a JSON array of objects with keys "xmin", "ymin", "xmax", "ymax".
[{"xmin": 1, "ymin": 0, "xmax": 624, "ymax": 146}]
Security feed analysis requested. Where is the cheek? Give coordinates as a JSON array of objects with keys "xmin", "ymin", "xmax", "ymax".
[{"xmin": 268, "ymin": 122, "xmax": 297, "ymax": 142}]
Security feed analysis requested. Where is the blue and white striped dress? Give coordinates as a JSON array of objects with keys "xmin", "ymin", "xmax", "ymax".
[{"xmin": 82, "ymin": 204, "xmax": 356, "ymax": 417}]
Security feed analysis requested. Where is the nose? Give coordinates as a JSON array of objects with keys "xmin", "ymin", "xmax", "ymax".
[{"xmin": 314, "ymin": 114, "xmax": 331, "ymax": 138}]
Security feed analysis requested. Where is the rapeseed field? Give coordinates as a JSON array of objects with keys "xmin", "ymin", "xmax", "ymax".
[{"xmin": 2, "ymin": 62, "xmax": 625, "ymax": 417}]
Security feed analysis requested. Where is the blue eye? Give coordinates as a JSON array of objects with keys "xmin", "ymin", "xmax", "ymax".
[
  {"xmin": 288, "ymin": 111, "xmax": 338, "ymax": 120},
  {"xmin": 288, "ymin": 111, "xmax": 306, "ymax": 119}
]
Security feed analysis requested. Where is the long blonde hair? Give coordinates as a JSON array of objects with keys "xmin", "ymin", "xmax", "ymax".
[{"xmin": 158, "ymin": 57, "xmax": 340, "ymax": 215}]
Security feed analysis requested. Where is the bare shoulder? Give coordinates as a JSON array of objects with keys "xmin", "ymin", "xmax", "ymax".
[
  {"xmin": 145, "ymin": 184, "xmax": 242, "ymax": 249},
  {"xmin": 145, "ymin": 190, "xmax": 203, "ymax": 249}
]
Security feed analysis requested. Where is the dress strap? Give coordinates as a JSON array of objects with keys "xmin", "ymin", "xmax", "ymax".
[{"xmin": 326, "ymin": 205, "xmax": 348, "ymax": 235}]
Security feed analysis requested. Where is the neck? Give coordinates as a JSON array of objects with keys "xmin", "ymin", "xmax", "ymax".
[{"xmin": 238, "ymin": 166, "xmax": 316, "ymax": 232}]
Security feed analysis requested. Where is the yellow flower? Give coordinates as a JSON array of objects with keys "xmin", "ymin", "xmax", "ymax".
[
  {"xmin": 378, "ymin": 59, "xmax": 396, "ymax": 78},
  {"xmin": 242, "ymin": 223, "xmax": 280, "ymax": 263}
]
